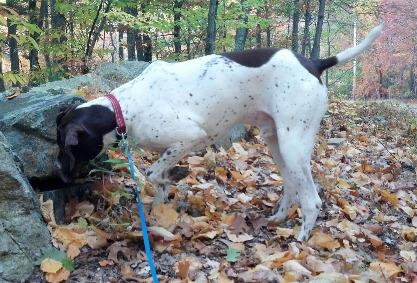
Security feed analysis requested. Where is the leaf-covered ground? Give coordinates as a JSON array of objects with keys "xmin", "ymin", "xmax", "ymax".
[{"xmin": 32, "ymin": 100, "xmax": 417, "ymax": 283}]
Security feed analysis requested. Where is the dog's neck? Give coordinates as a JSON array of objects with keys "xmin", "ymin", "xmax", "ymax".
[{"xmin": 77, "ymin": 94, "xmax": 134, "ymax": 148}]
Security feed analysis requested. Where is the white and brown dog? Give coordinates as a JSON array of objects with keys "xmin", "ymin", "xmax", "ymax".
[{"xmin": 56, "ymin": 25, "xmax": 382, "ymax": 241}]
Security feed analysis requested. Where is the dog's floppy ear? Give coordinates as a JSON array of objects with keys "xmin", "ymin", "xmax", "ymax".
[
  {"xmin": 64, "ymin": 124, "xmax": 87, "ymax": 171},
  {"xmin": 64, "ymin": 124, "xmax": 86, "ymax": 146}
]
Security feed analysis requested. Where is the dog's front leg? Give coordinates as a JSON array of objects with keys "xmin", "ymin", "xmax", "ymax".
[
  {"xmin": 145, "ymin": 127, "xmax": 208, "ymax": 206},
  {"xmin": 145, "ymin": 149, "xmax": 180, "ymax": 205}
]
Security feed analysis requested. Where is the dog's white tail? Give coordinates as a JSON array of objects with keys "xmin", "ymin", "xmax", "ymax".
[
  {"xmin": 336, "ymin": 24, "xmax": 383, "ymax": 64},
  {"xmin": 315, "ymin": 24, "xmax": 383, "ymax": 74}
]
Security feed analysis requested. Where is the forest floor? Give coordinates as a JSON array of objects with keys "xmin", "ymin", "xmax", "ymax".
[{"xmin": 31, "ymin": 99, "xmax": 417, "ymax": 283}]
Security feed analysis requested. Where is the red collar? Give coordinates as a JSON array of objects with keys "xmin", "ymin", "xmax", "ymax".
[{"xmin": 105, "ymin": 94, "xmax": 127, "ymax": 136}]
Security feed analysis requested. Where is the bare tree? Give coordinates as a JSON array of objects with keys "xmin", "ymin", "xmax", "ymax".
[
  {"xmin": 118, "ymin": 27, "xmax": 124, "ymax": 61},
  {"xmin": 311, "ymin": 0, "xmax": 326, "ymax": 59},
  {"xmin": 173, "ymin": 0, "xmax": 184, "ymax": 55},
  {"xmin": 301, "ymin": 0, "xmax": 312, "ymax": 56},
  {"xmin": 205, "ymin": 0, "xmax": 219, "ymax": 55},
  {"xmin": 125, "ymin": 5, "xmax": 137, "ymax": 61},
  {"xmin": 0, "ymin": 47, "xmax": 5, "ymax": 91},
  {"xmin": 235, "ymin": 0, "xmax": 248, "ymax": 51},
  {"xmin": 255, "ymin": 8, "xmax": 262, "ymax": 48},
  {"xmin": 291, "ymin": 0, "xmax": 300, "ymax": 53},
  {"xmin": 6, "ymin": 0, "xmax": 19, "ymax": 86},
  {"xmin": 28, "ymin": 0, "xmax": 40, "ymax": 71}
]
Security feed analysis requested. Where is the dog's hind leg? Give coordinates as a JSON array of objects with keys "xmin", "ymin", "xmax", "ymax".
[
  {"xmin": 258, "ymin": 118, "xmax": 297, "ymax": 222},
  {"xmin": 271, "ymin": 115, "xmax": 323, "ymax": 241}
]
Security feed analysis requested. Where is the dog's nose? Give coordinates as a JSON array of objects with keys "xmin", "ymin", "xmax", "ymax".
[{"xmin": 53, "ymin": 161, "xmax": 71, "ymax": 183}]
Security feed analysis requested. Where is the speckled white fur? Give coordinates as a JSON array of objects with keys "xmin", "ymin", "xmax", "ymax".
[{"xmin": 78, "ymin": 25, "xmax": 381, "ymax": 241}]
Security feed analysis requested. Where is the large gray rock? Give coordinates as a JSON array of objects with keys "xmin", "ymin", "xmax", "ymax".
[
  {"xmin": 28, "ymin": 61, "xmax": 150, "ymax": 95},
  {"xmin": 0, "ymin": 92, "xmax": 86, "ymax": 179},
  {"xmin": 0, "ymin": 132, "xmax": 51, "ymax": 282},
  {"xmin": 0, "ymin": 61, "xmax": 150, "ymax": 179}
]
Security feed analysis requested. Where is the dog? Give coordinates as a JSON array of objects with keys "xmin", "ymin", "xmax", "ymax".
[{"xmin": 56, "ymin": 24, "xmax": 382, "ymax": 241}]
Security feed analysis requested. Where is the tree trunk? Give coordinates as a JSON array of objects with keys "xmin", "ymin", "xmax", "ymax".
[
  {"xmin": 310, "ymin": 0, "xmax": 326, "ymax": 59},
  {"xmin": 141, "ymin": 3, "xmax": 152, "ymax": 62},
  {"xmin": 205, "ymin": 0, "xmax": 218, "ymax": 55},
  {"xmin": 40, "ymin": 0, "xmax": 51, "ymax": 69},
  {"xmin": 0, "ymin": 55, "xmax": 5, "ymax": 92},
  {"xmin": 136, "ymin": 33, "xmax": 144, "ymax": 61},
  {"xmin": 143, "ymin": 34, "xmax": 152, "ymax": 62},
  {"xmin": 291, "ymin": 0, "xmax": 300, "ymax": 53},
  {"xmin": 173, "ymin": 0, "xmax": 183, "ymax": 55},
  {"xmin": 6, "ymin": 0, "xmax": 20, "ymax": 87},
  {"xmin": 126, "ymin": 5, "xmax": 138, "ymax": 61},
  {"xmin": 326, "ymin": 11, "xmax": 330, "ymax": 85},
  {"xmin": 51, "ymin": 0, "xmax": 66, "ymax": 42},
  {"xmin": 256, "ymin": 8, "xmax": 262, "ymax": 48},
  {"xmin": 186, "ymin": 23, "xmax": 191, "ymax": 59},
  {"xmin": 127, "ymin": 32, "xmax": 136, "ymax": 60},
  {"xmin": 85, "ymin": 0, "xmax": 105, "ymax": 59},
  {"xmin": 28, "ymin": 0, "xmax": 40, "ymax": 71},
  {"xmin": 83, "ymin": 0, "xmax": 112, "ymax": 72},
  {"xmin": 265, "ymin": 2, "xmax": 272, "ymax": 47},
  {"xmin": 301, "ymin": 0, "xmax": 311, "ymax": 56},
  {"xmin": 118, "ymin": 28, "xmax": 124, "ymax": 60},
  {"xmin": 235, "ymin": 0, "xmax": 248, "ymax": 51},
  {"xmin": 110, "ymin": 31, "xmax": 116, "ymax": 63}
]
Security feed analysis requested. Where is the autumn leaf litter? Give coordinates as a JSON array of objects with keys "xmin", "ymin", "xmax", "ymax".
[{"xmin": 37, "ymin": 100, "xmax": 417, "ymax": 282}]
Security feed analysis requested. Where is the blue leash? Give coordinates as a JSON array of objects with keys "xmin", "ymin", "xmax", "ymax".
[{"xmin": 122, "ymin": 137, "xmax": 159, "ymax": 283}]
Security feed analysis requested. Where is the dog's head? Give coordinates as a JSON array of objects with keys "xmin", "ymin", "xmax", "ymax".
[{"xmin": 55, "ymin": 104, "xmax": 117, "ymax": 182}]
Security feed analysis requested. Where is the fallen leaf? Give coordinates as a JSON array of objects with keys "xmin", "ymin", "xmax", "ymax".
[
  {"xmin": 40, "ymin": 198, "xmax": 56, "ymax": 226},
  {"xmin": 53, "ymin": 226, "xmax": 87, "ymax": 249},
  {"xmin": 225, "ymin": 229, "xmax": 253, "ymax": 243},
  {"xmin": 308, "ymin": 231, "xmax": 341, "ymax": 250},
  {"xmin": 351, "ymin": 172, "xmax": 371, "ymax": 187},
  {"xmin": 71, "ymin": 201, "xmax": 95, "ymax": 219},
  {"xmin": 275, "ymin": 227, "xmax": 294, "ymax": 238},
  {"xmin": 86, "ymin": 228, "xmax": 109, "ymax": 249},
  {"xmin": 402, "ymin": 226, "xmax": 417, "ymax": 241},
  {"xmin": 41, "ymin": 258, "xmax": 63, "ymax": 274},
  {"xmin": 238, "ymin": 268, "xmax": 282, "ymax": 282},
  {"xmin": 149, "ymin": 203, "xmax": 178, "ymax": 229},
  {"xmin": 177, "ymin": 260, "xmax": 190, "ymax": 280},
  {"xmin": 369, "ymin": 261, "xmax": 402, "ymax": 278},
  {"xmin": 193, "ymin": 229, "xmax": 223, "ymax": 240},
  {"xmin": 218, "ymin": 271, "xmax": 234, "ymax": 283},
  {"xmin": 378, "ymin": 189, "xmax": 399, "ymax": 207},
  {"xmin": 283, "ymin": 260, "xmax": 311, "ymax": 277},
  {"xmin": 121, "ymin": 263, "xmax": 135, "ymax": 279},
  {"xmin": 228, "ymin": 215, "xmax": 249, "ymax": 235},
  {"xmin": 98, "ymin": 259, "xmax": 114, "ymax": 267},
  {"xmin": 66, "ymin": 243, "xmax": 80, "ymax": 260},
  {"xmin": 310, "ymin": 272, "xmax": 348, "ymax": 283},
  {"xmin": 270, "ymin": 251, "xmax": 294, "ymax": 268},
  {"xmin": 45, "ymin": 268, "xmax": 70, "ymax": 283},
  {"xmin": 400, "ymin": 250, "xmax": 416, "ymax": 261},
  {"xmin": 188, "ymin": 156, "xmax": 204, "ymax": 165},
  {"xmin": 306, "ymin": 255, "xmax": 336, "ymax": 273},
  {"xmin": 237, "ymin": 193, "xmax": 252, "ymax": 203},
  {"xmin": 225, "ymin": 248, "xmax": 240, "ymax": 262},
  {"xmin": 107, "ymin": 241, "xmax": 134, "ymax": 263},
  {"xmin": 215, "ymin": 167, "xmax": 228, "ymax": 183},
  {"xmin": 148, "ymin": 226, "xmax": 178, "ymax": 241}
]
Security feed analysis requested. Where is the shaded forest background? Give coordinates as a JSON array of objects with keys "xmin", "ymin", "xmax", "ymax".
[{"xmin": 0, "ymin": 0, "xmax": 415, "ymax": 99}]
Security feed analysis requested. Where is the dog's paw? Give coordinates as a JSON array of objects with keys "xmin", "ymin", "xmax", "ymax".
[
  {"xmin": 152, "ymin": 184, "xmax": 169, "ymax": 206},
  {"xmin": 268, "ymin": 210, "xmax": 287, "ymax": 223}
]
